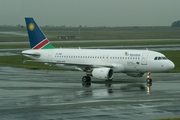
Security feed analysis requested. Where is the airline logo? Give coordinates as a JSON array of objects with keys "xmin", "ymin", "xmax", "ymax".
[
  {"xmin": 25, "ymin": 18, "xmax": 55, "ymax": 49},
  {"xmin": 29, "ymin": 23, "xmax": 35, "ymax": 31},
  {"xmin": 124, "ymin": 52, "xmax": 128, "ymax": 56},
  {"xmin": 124, "ymin": 52, "xmax": 140, "ymax": 56}
]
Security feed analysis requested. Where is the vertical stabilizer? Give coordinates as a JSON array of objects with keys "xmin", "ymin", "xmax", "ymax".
[{"xmin": 25, "ymin": 17, "xmax": 55, "ymax": 49}]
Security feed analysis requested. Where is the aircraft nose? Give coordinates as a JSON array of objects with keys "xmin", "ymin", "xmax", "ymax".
[{"xmin": 167, "ymin": 60, "xmax": 175, "ymax": 70}]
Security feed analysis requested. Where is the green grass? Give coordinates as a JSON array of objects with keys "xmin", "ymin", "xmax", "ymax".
[
  {"xmin": 161, "ymin": 51, "xmax": 180, "ymax": 72},
  {"xmin": 0, "ymin": 40, "xmax": 180, "ymax": 49},
  {"xmin": 1, "ymin": 26, "xmax": 180, "ymax": 41},
  {"xmin": 0, "ymin": 55, "xmax": 64, "ymax": 70},
  {"xmin": 156, "ymin": 118, "xmax": 180, "ymax": 120}
]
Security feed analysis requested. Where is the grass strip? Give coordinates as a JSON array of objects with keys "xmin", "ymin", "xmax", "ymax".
[
  {"xmin": 156, "ymin": 118, "xmax": 180, "ymax": 120},
  {"xmin": 1, "ymin": 40, "xmax": 180, "ymax": 49},
  {"xmin": 0, "ymin": 55, "xmax": 64, "ymax": 70}
]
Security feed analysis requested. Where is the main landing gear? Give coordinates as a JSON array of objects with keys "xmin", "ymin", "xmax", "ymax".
[
  {"xmin": 82, "ymin": 76, "xmax": 91, "ymax": 83},
  {"xmin": 82, "ymin": 76, "xmax": 91, "ymax": 87}
]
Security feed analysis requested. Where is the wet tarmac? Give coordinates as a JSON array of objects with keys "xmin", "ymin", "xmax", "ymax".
[{"xmin": 0, "ymin": 66, "xmax": 180, "ymax": 120}]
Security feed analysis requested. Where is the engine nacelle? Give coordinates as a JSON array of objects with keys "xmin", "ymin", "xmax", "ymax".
[
  {"xmin": 126, "ymin": 72, "xmax": 144, "ymax": 77},
  {"xmin": 92, "ymin": 68, "xmax": 113, "ymax": 80}
]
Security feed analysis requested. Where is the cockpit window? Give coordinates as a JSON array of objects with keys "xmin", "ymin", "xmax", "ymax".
[
  {"xmin": 154, "ymin": 56, "xmax": 167, "ymax": 60},
  {"xmin": 162, "ymin": 57, "xmax": 167, "ymax": 60},
  {"xmin": 154, "ymin": 57, "xmax": 158, "ymax": 60}
]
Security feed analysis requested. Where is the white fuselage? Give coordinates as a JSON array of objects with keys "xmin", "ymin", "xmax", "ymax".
[{"xmin": 22, "ymin": 48, "xmax": 175, "ymax": 73}]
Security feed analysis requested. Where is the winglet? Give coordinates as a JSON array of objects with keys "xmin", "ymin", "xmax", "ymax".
[{"xmin": 25, "ymin": 17, "xmax": 55, "ymax": 49}]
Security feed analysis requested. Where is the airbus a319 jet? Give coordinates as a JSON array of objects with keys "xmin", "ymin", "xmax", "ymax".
[{"xmin": 22, "ymin": 18, "xmax": 175, "ymax": 85}]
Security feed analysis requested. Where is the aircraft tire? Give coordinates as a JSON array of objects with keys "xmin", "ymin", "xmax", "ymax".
[
  {"xmin": 82, "ymin": 76, "xmax": 87, "ymax": 82},
  {"xmin": 82, "ymin": 76, "xmax": 91, "ymax": 83},
  {"xmin": 146, "ymin": 78, "xmax": 152, "ymax": 84},
  {"xmin": 87, "ymin": 76, "xmax": 91, "ymax": 82}
]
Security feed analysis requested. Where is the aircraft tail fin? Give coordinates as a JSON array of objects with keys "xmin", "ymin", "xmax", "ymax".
[{"xmin": 25, "ymin": 17, "xmax": 55, "ymax": 49}]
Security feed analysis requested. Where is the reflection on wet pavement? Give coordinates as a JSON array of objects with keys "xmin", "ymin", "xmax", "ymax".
[{"xmin": 0, "ymin": 66, "xmax": 180, "ymax": 120}]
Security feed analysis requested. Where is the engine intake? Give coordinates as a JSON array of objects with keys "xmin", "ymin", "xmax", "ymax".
[{"xmin": 92, "ymin": 67, "xmax": 113, "ymax": 80}]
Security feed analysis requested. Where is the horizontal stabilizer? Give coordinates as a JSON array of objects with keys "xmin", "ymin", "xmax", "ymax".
[{"xmin": 22, "ymin": 52, "xmax": 40, "ymax": 57}]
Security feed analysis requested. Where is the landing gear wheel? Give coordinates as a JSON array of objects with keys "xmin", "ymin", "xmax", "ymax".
[
  {"xmin": 146, "ymin": 78, "xmax": 152, "ymax": 83},
  {"xmin": 146, "ymin": 72, "xmax": 152, "ymax": 93},
  {"xmin": 82, "ymin": 76, "xmax": 87, "ymax": 83},
  {"xmin": 82, "ymin": 76, "xmax": 91, "ymax": 87},
  {"xmin": 146, "ymin": 72, "xmax": 152, "ymax": 87},
  {"xmin": 82, "ymin": 76, "xmax": 91, "ymax": 83}
]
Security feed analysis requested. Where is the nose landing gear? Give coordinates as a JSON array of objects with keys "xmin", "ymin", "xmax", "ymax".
[
  {"xmin": 146, "ymin": 72, "xmax": 152, "ymax": 85},
  {"xmin": 146, "ymin": 72, "xmax": 152, "ymax": 93}
]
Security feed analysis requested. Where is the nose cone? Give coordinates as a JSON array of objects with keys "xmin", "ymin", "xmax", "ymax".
[{"xmin": 167, "ymin": 60, "xmax": 175, "ymax": 70}]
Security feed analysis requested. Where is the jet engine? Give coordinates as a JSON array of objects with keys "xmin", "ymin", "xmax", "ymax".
[
  {"xmin": 126, "ymin": 73, "xmax": 144, "ymax": 77},
  {"xmin": 91, "ymin": 67, "xmax": 113, "ymax": 80}
]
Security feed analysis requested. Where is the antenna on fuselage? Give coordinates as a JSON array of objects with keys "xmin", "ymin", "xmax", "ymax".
[{"xmin": 146, "ymin": 48, "xmax": 149, "ymax": 51}]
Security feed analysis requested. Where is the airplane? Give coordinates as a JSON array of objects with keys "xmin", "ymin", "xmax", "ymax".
[{"xmin": 22, "ymin": 17, "xmax": 175, "ymax": 85}]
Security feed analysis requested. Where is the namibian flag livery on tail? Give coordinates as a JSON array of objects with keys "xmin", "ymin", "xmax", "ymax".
[{"xmin": 25, "ymin": 18, "xmax": 55, "ymax": 49}]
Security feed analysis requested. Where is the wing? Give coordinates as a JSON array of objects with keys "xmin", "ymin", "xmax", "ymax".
[{"xmin": 47, "ymin": 61, "xmax": 114, "ymax": 71}]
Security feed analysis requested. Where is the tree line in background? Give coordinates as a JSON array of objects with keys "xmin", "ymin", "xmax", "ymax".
[
  {"xmin": 1, "ymin": 20, "xmax": 180, "ymax": 28},
  {"xmin": 171, "ymin": 20, "xmax": 180, "ymax": 27}
]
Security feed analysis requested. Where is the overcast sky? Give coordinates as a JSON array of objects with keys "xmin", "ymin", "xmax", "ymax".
[{"xmin": 0, "ymin": 0, "xmax": 180, "ymax": 27}]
